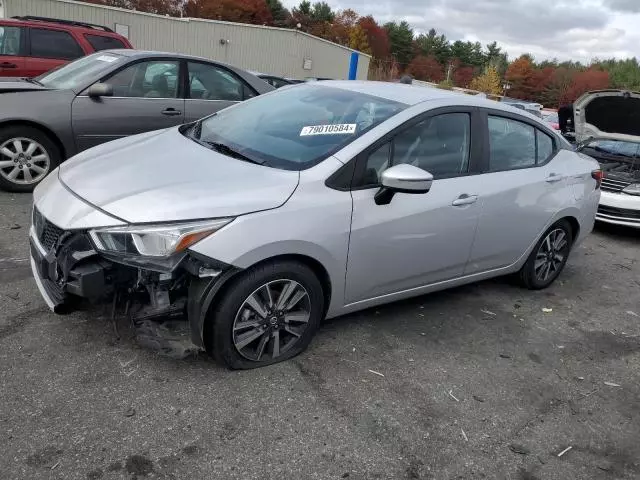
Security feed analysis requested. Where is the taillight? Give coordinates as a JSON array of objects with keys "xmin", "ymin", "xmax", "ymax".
[{"xmin": 591, "ymin": 169, "xmax": 603, "ymax": 189}]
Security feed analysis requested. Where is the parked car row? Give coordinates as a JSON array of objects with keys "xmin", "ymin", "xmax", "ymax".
[{"xmin": 0, "ymin": 49, "xmax": 275, "ymax": 191}]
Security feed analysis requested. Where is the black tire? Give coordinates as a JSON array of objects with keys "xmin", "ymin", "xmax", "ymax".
[
  {"xmin": 205, "ymin": 261, "xmax": 325, "ymax": 369},
  {"xmin": 0, "ymin": 125, "xmax": 61, "ymax": 193},
  {"xmin": 518, "ymin": 219, "xmax": 573, "ymax": 290}
]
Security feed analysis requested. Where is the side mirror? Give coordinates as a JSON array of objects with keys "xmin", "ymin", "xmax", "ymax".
[
  {"xmin": 375, "ymin": 164, "xmax": 433, "ymax": 205},
  {"xmin": 87, "ymin": 82, "xmax": 113, "ymax": 98}
]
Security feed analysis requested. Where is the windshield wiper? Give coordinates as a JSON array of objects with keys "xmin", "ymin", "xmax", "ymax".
[
  {"xmin": 22, "ymin": 77, "xmax": 43, "ymax": 86},
  {"xmin": 205, "ymin": 141, "xmax": 266, "ymax": 165},
  {"xmin": 190, "ymin": 119, "xmax": 203, "ymax": 139}
]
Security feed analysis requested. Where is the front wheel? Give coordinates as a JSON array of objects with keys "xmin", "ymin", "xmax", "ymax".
[
  {"xmin": 0, "ymin": 126, "xmax": 61, "ymax": 192},
  {"xmin": 205, "ymin": 261, "xmax": 325, "ymax": 369},
  {"xmin": 518, "ymin": 220, "xmax": 573, "ymax": 289}
]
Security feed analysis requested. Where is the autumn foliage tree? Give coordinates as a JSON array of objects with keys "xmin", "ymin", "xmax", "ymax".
[
  {"xmin": 453, "ymin": 66, "xmax": 474, "ymax": 88},
  {"xmin": 358, "ymin": 16, "xmax": 390, "ymax": 60},
  {"xmin": 82, "ymin": 0, "xmax": 181, "ymax": 15},
  {"xmin": 505, "ymin": 55, "xmax": 536, "ymax": 98},
  {"xmin": 469, "ymin": 66, "xmax": 502, "ymax": 95},
  {"xmin": 407, "ymin": 55, "xmax": 444, "ymax": 82},
  {"xmin": 184, "ymin": 0, "xmax": 272, "ymax": 24}
]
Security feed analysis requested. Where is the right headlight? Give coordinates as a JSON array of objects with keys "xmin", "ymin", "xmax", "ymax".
[
  {"xmin": 622, "ymin": 183, "xmax": 640, "ymax": 196},
  {"xmin": 89, "ymin": 218, "xmax": 233, "ymax": 271}
]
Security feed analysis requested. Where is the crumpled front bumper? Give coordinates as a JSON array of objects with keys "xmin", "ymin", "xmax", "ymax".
[{"xmin": 29, "ymin": 224, "xmax": 111, "ymax": 312}]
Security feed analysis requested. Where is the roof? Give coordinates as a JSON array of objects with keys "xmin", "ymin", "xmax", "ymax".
[
  {"xmin": 323, "ymin": 81, "xmax": 549, "ymax": 121},
  {"xmin": 108, "ymin": 49, "xmax": 236, "ymax": 66},
  {"xmin": 0, "ymin": 16, "xmax": 119, "ymax": 34}
]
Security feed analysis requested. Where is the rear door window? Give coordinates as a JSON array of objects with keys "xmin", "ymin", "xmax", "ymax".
[
  {"xmin": 84, "ymin": 34, "xmax": 126, "ymax": 51},
  {"xmin": 0, "ymin": 26, "xmax": 23, "ymax": 56},
  {"xmin": 488, "ymin": 116, "xmax": 536, "ymax": 171},
  {"xmin": 29, "ymin": 28, "xmax": 84, "ymax": 60},
  {"xmin": 187, "ymin": 61, "xmax": 255, "ymax": 101}
]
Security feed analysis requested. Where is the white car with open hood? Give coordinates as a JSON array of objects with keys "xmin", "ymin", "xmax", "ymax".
[{"xmin": 575, "ymin": 90, "xmax": 640, "ymax": 228}]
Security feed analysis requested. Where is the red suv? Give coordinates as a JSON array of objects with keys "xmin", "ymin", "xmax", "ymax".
[{"xmin": 0, "ymin": 16, "xmax": 133, "ymax": 78}]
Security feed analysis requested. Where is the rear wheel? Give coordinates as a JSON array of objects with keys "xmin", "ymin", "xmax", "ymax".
[
  {"xmin": 518, "ymin": 220, "xmax": 573, "ymax": 289},
  {"xmin": 0, "ymin": 126, "xmax": 60, "ymax": 192},
  {"xmin": 205, "ymin": 261, "xmax": 325, "ymax": 369}
]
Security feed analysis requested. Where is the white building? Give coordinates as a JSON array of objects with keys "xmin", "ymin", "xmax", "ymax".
[{"xmin": 0, "ymin": 0, "xmax": 371, "ymax": 80}]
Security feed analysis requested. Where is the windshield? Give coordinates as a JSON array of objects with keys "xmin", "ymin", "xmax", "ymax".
[
  {"xmin": 36, "ymin": 52, "xmax": 125, "ymax": 90},
  {"xmin": 584, "ymin": 139, "xmax": 640, "ymax": 157},
  {"xmin": 191, "ymin": 84, "xmax": 406, "ymax": 170}
]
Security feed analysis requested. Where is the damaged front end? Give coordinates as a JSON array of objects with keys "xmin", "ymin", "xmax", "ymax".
[{"xmin": 29, "ymin": 207, "xmax": 236, "ymax": 350}]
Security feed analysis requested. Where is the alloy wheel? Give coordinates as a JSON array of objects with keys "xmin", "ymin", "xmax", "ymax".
[
  {"xmin": 232, "ymin": 279, "xmax": 311, "ymax": 361},
  {"xmin": 534, "ymin": 228, "xmax": 569, "ymax": 282},
  {"xmin": 0, "ymin": 137, "xmax": 50, "ymax": 185}
]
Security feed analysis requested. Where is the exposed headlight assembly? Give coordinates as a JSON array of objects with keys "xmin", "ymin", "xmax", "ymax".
[
  {"xmin": 622, "ymin": 183, "xmax": 640, "ymax": 196},
  {"xmin": 89, "ymin": 218, "xmax": 233, "ymax": 271}
]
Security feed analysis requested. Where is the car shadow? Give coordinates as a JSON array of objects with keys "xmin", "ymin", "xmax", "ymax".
[{"xmin": 594, "ymin": 221, "xmax": 640, "ymax": 241}]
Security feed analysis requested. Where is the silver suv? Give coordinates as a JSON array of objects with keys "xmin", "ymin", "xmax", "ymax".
[{"xmin": 30, "ymin": 81, "xmax": 601, "ymax": 369}]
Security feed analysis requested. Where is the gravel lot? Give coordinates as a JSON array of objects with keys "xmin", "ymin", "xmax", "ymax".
[{"xmin": 1, "ymin": 189, "xmax": 639, "ymax": 480}]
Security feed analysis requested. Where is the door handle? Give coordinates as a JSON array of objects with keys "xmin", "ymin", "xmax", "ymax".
[
  {"xmin": 0, "ymin": 62, "xmax": 17, "ymax": 68},
  {"xmin": 452, "ymin": 194, "xmax": 478, "ymax": 206},
  {"xmin": 161, "ymin": 108, "xmax": 181, "ymax": 116},
  {"xmin": 546, "ymin": 173, "xmax": 563, "ymax": 183}
]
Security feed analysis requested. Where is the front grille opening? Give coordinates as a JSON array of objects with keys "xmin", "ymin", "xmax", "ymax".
[{"xmin": 33, "ymin": 208, "xmax": 65, "ymax": 251}]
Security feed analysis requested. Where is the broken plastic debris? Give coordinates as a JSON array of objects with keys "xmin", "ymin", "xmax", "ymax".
[
  {"xmin": 368, "ymin": 369, "xmax": 385, "ymax": 377},
  {"xmin": 557, "ymin": 446, "xmax": 573, "ymax": 457},
  {"xmin": 542, "ymin": 308, "xmax": 553, "ymax": 313},
  {"xmin": 481, "ymin": 309, "xmax": 496, "ymax": 316},
  {"xmin": 461, "ymin": 428, "xmax": 468, "ymax": 441},
  {"xmin": 447, "ymin": 390, "xmax": 460, "ymax": 402},
  {"xmin": 604, "ymin": 381, "xmax": 621, "ymax": 387},
  {"xmin": 627, "ymin": 311, "xmax": 639, "ymax": 317},
  {"xmin": 509, "ymin": 443, "xmax": 530, "ymax": 455}
]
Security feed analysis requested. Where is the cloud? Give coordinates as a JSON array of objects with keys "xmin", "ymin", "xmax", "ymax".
[
  {"xmin": 604, "ymin": 0, "xmax": 640, "ymax": 13},
  {"xmin": 282, "ymin": 0, "xmax": 640, "ymax": 61}
]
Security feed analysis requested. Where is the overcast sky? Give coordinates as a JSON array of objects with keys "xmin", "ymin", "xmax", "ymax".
[{"xmin": 282, "ymin": 0, "xmax": 640, "ymax": 63}]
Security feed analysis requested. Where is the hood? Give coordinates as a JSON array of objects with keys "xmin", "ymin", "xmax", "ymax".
[
  {"xmin": 0, "ymin": 77, "xmax": 50, "ymax": 93},
  {"xmin": 574, "ymin": 89, "xmax": 640, "ymax": 143},
  {"xmin": 58, "ymin": 128, "xmax": 300, "ymax": 223}
]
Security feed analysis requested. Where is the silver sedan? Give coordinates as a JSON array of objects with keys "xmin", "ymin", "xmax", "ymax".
[
  {"xmin": 0, "ymin": 49, "xmax": 273, "ymax": 192},
  {"xmin": 30, "ymin": 81, "xmax": 601, "ymax": 368}
]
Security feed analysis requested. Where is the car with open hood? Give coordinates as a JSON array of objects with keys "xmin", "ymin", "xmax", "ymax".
[
  {"xmin": 574, "ymin": 90, "xmax": 640, "ymax": 228},
  {"xmin": 30, "ymin": 81, "xmax": 601, "ymax": 369},
  {"xmin": 0, "ymin": 49, "xmax": 273, "ymax": 192}
]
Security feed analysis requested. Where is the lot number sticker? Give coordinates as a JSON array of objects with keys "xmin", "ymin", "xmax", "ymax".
[
  {"xmin": 300, "ymin": 124, "xmax": 356, "ymax": 136},
  {"xmin": 97, "ymin": 55, "xmax": 118, "ymax": 62}
]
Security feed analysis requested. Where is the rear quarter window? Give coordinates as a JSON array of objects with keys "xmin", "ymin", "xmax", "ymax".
[{"xmin": 84, "ymin": 34, "xmax": 127, "ymax": 51}]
